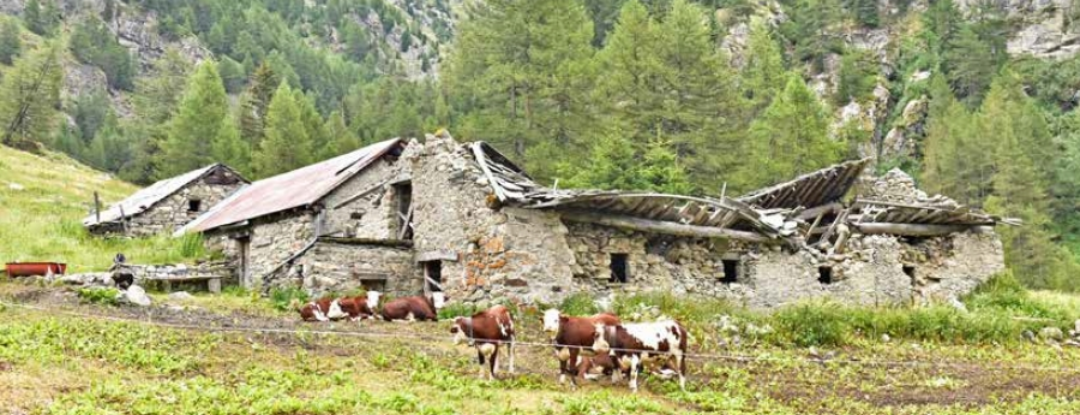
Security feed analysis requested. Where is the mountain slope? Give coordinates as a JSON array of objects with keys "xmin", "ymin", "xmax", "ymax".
[{"xmin": 0, "ymin": 146, "xmax": 202, "ymax": 272}]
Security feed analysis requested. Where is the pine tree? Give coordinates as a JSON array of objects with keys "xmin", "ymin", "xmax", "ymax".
[
  {"xmin": 211, "ymin": 114, "xmax": 250, "ymax": 175},
  {"xmin": 445, "ymin": 0, "xmax": 596, "ymax": 179},
  {"xmin": 742, "ymin": 17, "xmax": 786, "ymax": 114},
  {"xmin": 295, "ymin": 89, "xmax": 330, "ymax": 161},
  {"xmin": 24, "ymin": 0, "xmax": 48, "ymax": 36},
  {"xmin": 736, "ymin": 74, "xmax": 841, "ymax": 191},
  {"xmin": 253, "ymin": 83, "xmax": 313, "ymax": 177},
  {"xmin": 324, "ymin": 110, "xmax": 358, "ymax": 156},
  {"xmin": 239, "ymin": 62, "xmax": 280, "ymax": 146},
  {"xmin": 921, "ymin": 74, "xmax": 983, "ymax": 205},
  {"xmin": 0, "ymin": 18, "xmax": 22, "ymax": 65},
  {"xmin": 158, "ymin": 61, "xmax": 229, "ymax": 178},
  {"xmin": 592, "ymin": 0, "xmax": 746, "ymax": 193},
  {"xmin": 0, "ymin": 41, "xmax": 62, "ymax": 147},
  {"xmin": 219, "ymin": 56, "xmax": 246, "ymax": 93},
  {"xmin": 944, "ymin": 25, "xmax": 997, "ymax": 106}
]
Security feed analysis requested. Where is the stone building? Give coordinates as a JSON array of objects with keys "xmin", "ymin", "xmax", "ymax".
[
  {"xmin": 178, "ymin": 132, "xmax": 1008, "ymax": 309},
  {"xmin": 84, "ymin": 164, "xmax": 247, "ymax": 237}
]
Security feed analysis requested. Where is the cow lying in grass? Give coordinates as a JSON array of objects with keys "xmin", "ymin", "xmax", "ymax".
[
  {"xmin": 592, "ymin": 320, "xmax": 688, "ymax": 392},
  {"xmin": 450, "ymin": 305, "xmax": 515, "ymax": 380},
  {"xmin": 542, "ymin": 309, "xmax": 621, "ymax": 388},
  {"xmin": 380, "ymin": 292, "xmax": 446, "ymax": 322},
  {"xmin": 291, "ymin": 291, "xmax": 381, "ymax": 322}
]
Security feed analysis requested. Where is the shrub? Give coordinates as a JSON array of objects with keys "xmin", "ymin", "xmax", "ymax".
[
  {"xmin": 77, "ymin": 287, "xmax": 120, "ymax": 306},
  {"xmin": 269, "ymin": 287, "xmax": 308, "ymax": 311},
  {"xmin": 437, "ymin": 302, "xmax": 478, "ymax": 320},
  {"xmin": 558, "ymin": 293, "xmax": 600, "ymax": 316},
  {"xmin": 770, "ymin": 302, "xmax": 850, "ymax": 347}
]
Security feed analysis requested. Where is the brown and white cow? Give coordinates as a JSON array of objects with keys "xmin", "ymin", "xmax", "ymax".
[
  {"xmin": 380, "ymin": 292, "xmax": 446, "ymax": 322},
  {"xmin": 450, "ymin": 305, "xmax": 515, "ymax": 380},
  {"xmin": 592, "ymin": 320, "xmax": 688, "ymax": 392},
  {"xmin": 338, "ymin": 291, "xmax": 382, "ymax": 321},
  {"xmin": 291, "ymin": 297, "xmax": 334, "ymax": 322},
  {"xmin": 542, "ymin": 309, "xmax": 621, "ymax": 387}
]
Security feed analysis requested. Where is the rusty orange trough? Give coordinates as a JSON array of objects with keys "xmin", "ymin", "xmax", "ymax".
[{"xmin": 4, "ymin": 262, "xmax": 67, "ymax": 277}]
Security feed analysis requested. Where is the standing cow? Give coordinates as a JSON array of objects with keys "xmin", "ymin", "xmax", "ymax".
[
  {"xmin": 380, "ymin": 292, "xmax": 446, "ymax": 321},
  {"xmin": 338, "ymin": 291, "xmax": 382, "ymax": 320},
  {"xmin": 542, "ymin": 309, "xmax": 621, "ymax": 388},
  {"xmin": 592, "ymin": 320, "xmax": 688, "ymax": 392},
  {"xmin": 450, "ymin": 305, "xmax": 515, "ymax": 380}
]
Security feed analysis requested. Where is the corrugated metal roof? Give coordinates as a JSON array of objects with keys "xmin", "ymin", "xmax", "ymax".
[
  {"xmin": 737, "ymin": 158, "xmax": 872, "ymax": 210},
  {"xmin": 180, "ymin": 139, "xmax": 403, "ymax": 234},
  {"xmin": 83, "ymin": 164, "xmax": 239, "ymax": 228}
]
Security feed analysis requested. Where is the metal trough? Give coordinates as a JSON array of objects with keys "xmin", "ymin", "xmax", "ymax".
[{"xmin": 5, "ymin": 262, "xmax": 67, "ymax": 277}]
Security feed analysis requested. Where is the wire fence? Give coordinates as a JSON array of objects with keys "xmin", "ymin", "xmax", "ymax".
[{"xmin": 3, "ymin": 298, "xmax": 1080, "ymax": 375}]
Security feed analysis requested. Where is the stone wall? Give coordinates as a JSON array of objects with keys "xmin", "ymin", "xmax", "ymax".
[
  {"xmin": 406, "ymin": 135, "xmax": 576, "ymax": 306},
  {"xmin": 115, "ymin": 172, "xmax": 244, "ymax": 237},
  {"xmin": 320, "ymin": 158, "xmax": 407, "ymax": 239},
  {"xmin": 902, "ymin": 229, "xmax": 1005, "ymax": 303},
  {"xmin": 239, "ymin": 212, "xmax": 317, "ymax": 290},
  {"xmin": 265, "ymin": 239, "xmax": 422, "ymax": 297}
]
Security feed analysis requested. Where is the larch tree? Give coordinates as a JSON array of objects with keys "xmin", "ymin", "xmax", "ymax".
[
  {"xmin": 158, "ymin": 61, "xmax": 229, "ymax": 178},
  {"xmin": 253, "ymin": 82, "xmax": 313, "ymax": 177},
  {"xmin": 742, "ymin": 16, "xmax": 786, "ymax": 114},
  {"xmin": 239, "ymin": 62, "xmax": 280, "ymax": 147},
  {"xmin": 211, "ymin": 114, "xmax": 250, "ymax": 175},
  {"xmin": 324, "ymin": 110, "xmax": 358, "ymax": 156},
  {"xmin": 0, "ymin": 41, "xmax": 62, "ymax": 148},
  {"xmin": 736, "ymin": 73, "xmax": 840, "ymax": 191},
  {"xmin": 0, "ymin": 18, "xmax": 22, "ymax": 65},
  {"xmin": 445, "ymin": 0, "xmax": 596, "ymax": 179}
]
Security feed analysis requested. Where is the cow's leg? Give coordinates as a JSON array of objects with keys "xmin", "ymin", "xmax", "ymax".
[
  {"xmin": 489, "ymin": 345, "xmax": 499, "ymax": 381},
  {"xmin": 556, "ymin": 347, "xmax": 569, "ymax": 385},
  {"xmin": 629, "ymin": 355, "xmax": 641, "ymax": 392},
  {"xmin": 476, "ymin": 348, "xmax": 487, "ymax": 379},
  {"xmin": 506, "ymin": 337, "xmax": 516, "ymax": 374},
  {"xmin": 676, "ymin": 352, "xmax": 686, "ymax": 391},
  {"xmin": 567, "ymin": 348, "xmax": 580, "ymax": 390}
]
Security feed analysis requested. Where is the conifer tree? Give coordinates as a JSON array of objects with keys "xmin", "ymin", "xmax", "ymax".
[
  {"xmin": 0, "ymin": 18, "xmax": 22, "ymax": 65},
  {"xmin": 239, "ymin": 62, "xmax": 280, "ymax": 146},
  {"xmin": 0, "ymin": 41, "xmax": 61, "ymax": 147},
  {"xmin": 921, "ymin": 74, "xmax": 983, "ymax": 205},
  {"xmin": 736, "ymin": 74, "xmax": 840, "ymax": 191},
  {"xmin": 211, "ymin": 114, "xmax": 250, "ymax": 175},
  {"xmin": 158, "ymin": 61, "xmax": 229, "ymax": 178},
  {"xmin": 253, "ymin": 83, "xmax": 313, "ymax": 177},
  {"xmin": 445, "ymin": 0, "xmax": 596, "ymax": 178},
  {"xmin": 295, "ymin": 89, "xmax": 330, "ymax": 160},
  {"xmin": 219, "ymin": 56, "xmax": 246, "ymax": 93},
  {"xmin": 742, "ymin": 17, "xmax": 786, "ymax": 114},
  {"xmin": 324, "ymin": 110, "xmax": 358, "ymax": 156}
]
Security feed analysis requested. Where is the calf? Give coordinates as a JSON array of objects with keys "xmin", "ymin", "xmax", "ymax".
[
  {"xmin": 380, "ymin": 292, "xmax": 446, "ymax": 322},
  {"xmin": 592, "ymin": 320, "xmax": 688, "ymax": 392},
  {"xmin": 450, "ymin": 305, "xmax": 515, "ymax": 380},
  {"xmin": 541, "ymin": 309, "xmax": 621, "ymax": 388},
  {"xmin": 338, "ymin": 291, "xmax": 382, "ymax": 320},
  {"xmin": 575, "ymin": 353, "xmax": 618, "ymax": 382},
  {"xmin": 291, "ymin": 296, "xmax": 350, "ymax": 322}
]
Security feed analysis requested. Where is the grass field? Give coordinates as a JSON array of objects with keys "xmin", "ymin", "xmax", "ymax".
[
  {"xmin": 2, "ymin": 280, "xmax": 1080, "ymax": 414},
  {"xmin": 0, "ymin": 146, "xmax": 205, "ymax": 273}
]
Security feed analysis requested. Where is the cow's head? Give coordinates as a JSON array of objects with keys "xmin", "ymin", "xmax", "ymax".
[
  {"xmin": 431, "ymin": 292, "xmax": 447, "ymax": 310},
  {"xmin": 542, "ymin": 309, "xmax": 561, "ymax": 337},
  {"xmin": 366, "ymin": 291, "xmax": 382, "ymax": 309},
  {"xmin": 450, "ymin": 317, "xmax": 472, "ymax": 345},
  {"xmin": 592, "ymin": 323, "xmax": 611, "ymax": 354}
]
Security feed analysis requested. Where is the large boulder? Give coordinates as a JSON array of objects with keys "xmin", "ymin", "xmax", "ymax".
[{"xmin": 118, "ymin": 285, "xmax": 152, "ymax": 307}]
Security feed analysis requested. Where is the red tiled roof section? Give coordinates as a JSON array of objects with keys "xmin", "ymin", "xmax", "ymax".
[{"xmin": 180, "ymin": 138, "xmax": 403, "ymax": 234}]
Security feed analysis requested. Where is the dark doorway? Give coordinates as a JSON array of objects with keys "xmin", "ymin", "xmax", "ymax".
[
  {"xmin": 188, "ymin": 199, "xmax": 202, "ymax": 212},
  {"xmin": 721, "ymin": 259, "xmax": 739, "ymax": 284},
  {"xmin": 393, "ymin": 182, "xmax": 413, "ymax": 240},
  {"xmin": 818, "ymin": 266, "xmax": 833, "ymax": 284},
  {"xmin": 424, "ymin": 260, "xmax": 442, "ymax": 292},
  {"xmin": 609, "ymin": 254, "xmax": 629, "ymax": 283}
]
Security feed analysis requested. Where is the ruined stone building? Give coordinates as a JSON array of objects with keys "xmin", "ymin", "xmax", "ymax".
[
  {"xmin": 176, "ymin": 132, "xmax": 1010, "ymax": 309},
  {"xmin": 84, "ymin": 164, "xmax": 247, "ymax": 237}
]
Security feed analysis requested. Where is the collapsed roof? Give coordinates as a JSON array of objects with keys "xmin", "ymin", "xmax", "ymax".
[
  {"xmin": 179, "ymin": 139, "xmax": 403, "ymax": 234},
  {"xmin": 84, "ymin": 164, "xmax": 246, "ymax": 228},
  {"xmin": 473, "ymin": 141, "xmax": 1012, "ymax": 243}
]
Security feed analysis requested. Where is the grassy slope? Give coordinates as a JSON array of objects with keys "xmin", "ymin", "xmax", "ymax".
[{"xmin": 0, "ymin": 145, "xmax": 200, "ymax": 272}]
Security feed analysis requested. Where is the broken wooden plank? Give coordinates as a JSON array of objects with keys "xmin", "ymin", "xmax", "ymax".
[
  {"xmin": 853, "ymin": 222, "xmax": 971, "ymax": 236},
  {"xmin": 559, "ymin": 209, "xmax": 774, "ymax": 243},
  {"xmin": 332, "ymin": 178, "xmax": 392, "ymax": 209}
]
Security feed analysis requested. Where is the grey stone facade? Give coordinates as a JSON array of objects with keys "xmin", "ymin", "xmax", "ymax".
[{"xmin": 197, "ymin": 134, "xmax": 1005, "ymax": 310}]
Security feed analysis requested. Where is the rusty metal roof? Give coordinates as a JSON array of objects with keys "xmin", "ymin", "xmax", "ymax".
[
  {"xmin": 738, "ymin": 158, "xmax": 872, "ymax": 210},
  {"xmin": 180, "ymin": 139, "xmax": 403, "ymax": 234},
  {"xmin": 84, "ymin": 164, "xmax": 246, "ymax": 228}
]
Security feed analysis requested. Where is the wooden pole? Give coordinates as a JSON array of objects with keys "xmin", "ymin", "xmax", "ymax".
[
  {"xmin": 853, "ymin": 223, "xmax": 971, "ymax": 237},
  {"xmin": 94, "ymin": 192, "xmax": 101, "ymax": 223},
  {"xmin": 559, "ymin": 210, "xmax": 774, "ymax": 243}
]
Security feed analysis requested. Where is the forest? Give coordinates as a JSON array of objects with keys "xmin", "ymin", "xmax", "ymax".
[{"xmin": 0, "ymin": 0, "xmax": 1078, "ymax": 290}]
